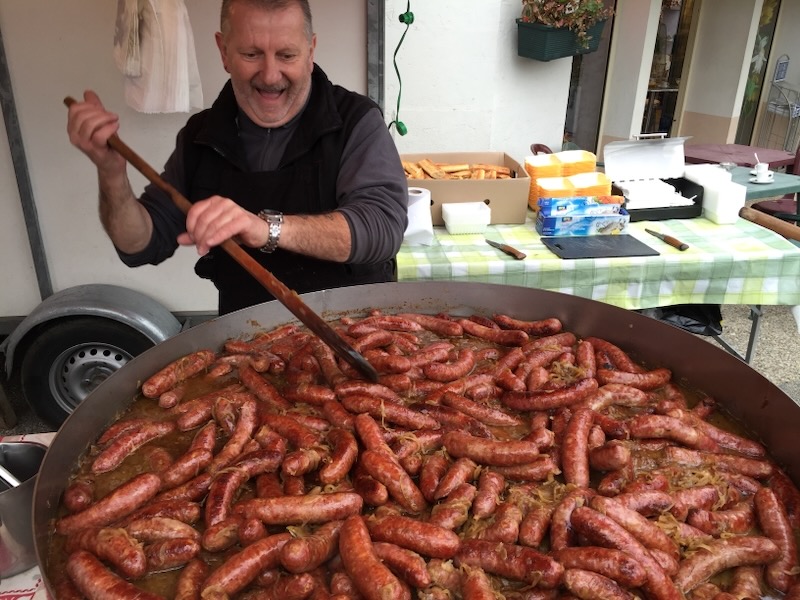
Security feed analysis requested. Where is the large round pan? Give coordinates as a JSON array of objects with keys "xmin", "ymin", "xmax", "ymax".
[{"xmin": 32, "ymin": 281, "xmax": 800, "ymax": 591}]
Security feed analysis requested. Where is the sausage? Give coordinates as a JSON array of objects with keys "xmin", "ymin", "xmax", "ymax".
[
  {"xmin": 65, "ymin": 527, "xmax": 146, "ymax": 579},
  {"xmin": 239, "ymin": 362, "xmax": 292, "ymax": 410},
  {"xmin": 687, "ymin": 501, "xmax": 755, "ymax": 536},
  {"xmin": 234, "ymin": 492, "xmax": 364, "ymax": 525},
  {"xmin": 727, "ymin": 565, "xmax": 764, "ymax": 600},
  {"xmin": 428, "ymin": 483, "xmax": 476, "ymax": 530},
  {"xmin": 458, "ymin": 318, "xmax": 529, "ymax": 346},
  {"xmin": 142, "ymin": 349, "xmax": 216, "ymax": 398},
  {"xmin": 351, "ymin": 314, "xmax": 423, "ymax": 333},
  {"xmin": 282, "ymin": 446, "xmax": 329, "ymax": 477},
  {"xmin": 90, "ymin": 420, "xmax": 176, "ymax": 474},
  {"xmin": 673, "ymin": 536, "xmax": 782, "ymax": 594},
  {"xmin": 474, "ymin": 500, "xmax": 523, "ymax": 543},
  {"xmin": 754, "ymin": 486, "xmax": 799, "ymax": 593},
  {"xmin": 460, "ymin": 566, "xmax": 496, "ymax": 600},
  {"xmin": 518, "ymin": 503, "xmax": 554, "ymax": 548},
  {"xmin": 144, "ymin": 537, "xmax": 200, "ymax": 572},
  {"xmin": 66, "ymin": 550, "xmax": 164, "ymax": 600},
  {"xmin": 160, "ymin": 448, "xmax": 213, "ymax": 491},
  {"xmin": 367, "ymin": 514, "xmax": 461, "ymax": 559},
  {"xmin": 441, "ymin": 391, "xmax": 523, "ymax": 427},
  {"xmin": 596, "ymin": 367, "xmax": 672, "ymax": 390},
  {"xmin": 628, "ymin": 414, "xmax": 719, "ymax": 451},
  {"xmin": 154, "ymin": 473, "xmax": 213, "ymax": 504},
  {"xmin": 455, "ymin": 540, "xmax": 563, "ymax": 587},
  {"xmin": 201, "ymin": 532, "xmax": 292, "ymax": 598},
  {"xmin": 768, "ymin": 469, "xmax": 800, "ymax": 530},
  {"xmin": 502, "ymin": 378, "xmax": 599, "ymax": 411},
  {"xmin": 588, "ymin": 440, "xmax": 631, "ymax": 472},
  {"xmin": 423, "ymin": 348, "xmax": 476, "ymax": 382},
  {"xmin": 280, "ymin": 520, "xmax": 344, "ymax": 574},
  {"xmin": 341, "ymin": 394, "xmax": 440, "ymax": 431},
  {"xmin": 562, "ymin": 568, "xmax": 634, "ymax": 600},
  {"xmin": 353, "ymin": 462, "xmax": 390, "ymax": 507},
  {"xmin": 664, "ymin": 447, "xmax": 774, "ymax": 479},
  {"xmin": 223, "ymin": 324, "xmax": 299, "ymax": 354},
  {"xmin": 472, "ymin": 470, "xmax": 505, "ymax": 518},
  {"xmin": 441, "ymin": 431, "xmax": 539, "ymax": 467},
  {"xmin": 205, "ymin": 468, "xmax": 249, "ymax": 527},
  {"xmin": 590, "ymin": 495, "xmax": 679, "ymax": 560},
  {"xmin": 669, "ymin": 485, "xmax": 720, "ymax": 521},
  {"xmin": 553, "ymin": 546, "xmax": 648, "ymax": 588},
  {"xmin": 321, "ymin": 400, "xmax": 355, "ymax": 431},
  {"xmin": 396, "ymin": 313, "xmax": 464, "ymax": 337},
  {"xmin": 580, "ymin": 383, "xmax": 649, "ymax": 412},
  {"xmin": 561, "ymin": 407, "xmax": 593, "ymax": 487},
  {"xmin": 666, "ymin": 408, "xmax": 765, "ymax": 458},
  {"xmin": 582, "ymin": 338, "xmax": 644, "ymax": 373},
  {"xmin": 56, "ymin": 473, "xmax": 162, "ymax": 535},
  {"xmin": 209, "ymin": 394, "xmax": 258, "ymax": 474},
  {"xmin": 611, "ymin": 489, "xmax": 672, "ymax": 518},
  {"xmin": 550, "ymin": 488, "xmax": 595, "ymax": 551},
  {"xmin": 250, "ymin": 572, "xmax": 318, "ymax": 600},
  {"xmin": 261, "ymin": 413, "xmax": 320, "ymax": 449},
  {"xmin": 201, "ymin": 516, "xmax": 243, "ymax": 552},
  {"xmin": 120, "ymin": 498, "xmax": 202, "ymax": 526},
  {"xmin": 419, "ymin": 453, "xmax": 450, "ymax": 503},
  {"xmin": 570, "ymin": 506, "xmax": 681, "ymax": 600},
  {"xmin": 490, "ymin": 456, "xmax": 558, "ymax": 482},
  {"xmin": 174, "ymin": 558, "xmax": 210, "ymax": 600},
  {"xmin": 434, "ymin": 457, "xmax": 478, "ymax": 500},
  {"xmin": 62, "ymin": 479, "xmax": 94, "ymax": 513},
  {"xmin": 359, "ymin": 449, "xmax": 427, "ymax": 513},
  {"xmin": 410, "ymin": 402, "xmax": 490, "ymax": 438},
  {"xmin": 493, "ymin": 314, "xmax": 562, "ymax": 336},
  {"xmin": 372, "ymin": 542, "xmax": 432, "ymax": 589},
  {"xmin": 339, "ymin": 515, "xmax": 410, "ymax": 600},
  {"xmin": 319, "ymin": 428, "xmax": 358, "ymax": 485},
  {"xmin": 126, "ymin": 516, "xmax": 201, "ymax": 543}
]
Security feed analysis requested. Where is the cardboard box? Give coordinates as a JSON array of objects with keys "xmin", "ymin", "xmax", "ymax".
[
  {"xmin": 535, "ymin": 209, "xmax": 630, "ymax": 237},
  {"xmin": 402, "ymin": 152, "xmax": 530, "ymax": 225}
]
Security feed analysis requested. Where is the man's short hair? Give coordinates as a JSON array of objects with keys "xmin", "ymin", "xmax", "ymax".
[{"xmin": 220, "ymin": 0, "xmax": 313, "ymax": 41}]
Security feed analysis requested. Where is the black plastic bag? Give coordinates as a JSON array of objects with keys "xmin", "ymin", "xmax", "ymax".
[{"xmin": 639, "ymin": 304, "xmax": 723, "ymax": 336}]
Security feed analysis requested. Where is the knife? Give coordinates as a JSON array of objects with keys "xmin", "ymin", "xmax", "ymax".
[
  {"xmin": 644, "ymin": 228, "xmax": 689, "ymax": 251},
  {"xmin": 485, "ymin": 238, "xmax": 527, "ymax": 260}
]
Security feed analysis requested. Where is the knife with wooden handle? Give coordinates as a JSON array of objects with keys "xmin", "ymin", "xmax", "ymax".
[{"xmin": 485, "ymin": 238, "xmax": 526, "ymax": 260}]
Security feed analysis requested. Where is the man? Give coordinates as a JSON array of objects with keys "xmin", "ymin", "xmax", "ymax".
[{"xmin": 67, "ymin": 0, "xmax": 408, "ymax": 314}]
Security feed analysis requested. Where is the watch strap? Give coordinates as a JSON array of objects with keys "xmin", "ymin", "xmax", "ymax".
[{"xmin": 257, "ymin": 209, "xmax": 283, "ymax": 253}]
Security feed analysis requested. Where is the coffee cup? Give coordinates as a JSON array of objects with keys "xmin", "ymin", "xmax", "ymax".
[{"xmin": 755, "ymin": 162, "xmax": 773, "ymax": 182}]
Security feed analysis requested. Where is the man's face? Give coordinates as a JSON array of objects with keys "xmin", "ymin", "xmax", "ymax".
[{"xmin": 216, "ymin": 2, "xmax": 315, "ymax": 128}]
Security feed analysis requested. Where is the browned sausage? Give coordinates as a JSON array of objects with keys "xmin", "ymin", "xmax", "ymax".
[
  {"xmin": 62, "ymin": 479, "xmax": 94, "ymax": 513},
  {"xmin": 367, "ymin": 514, "xmax": 461, "ymax": 559},
  {"xmin": 673, "ymin": 536, "xmax": 781, "ymax": 594},
  {"xmin": 359, "ymin": 449, "xmax": 427, "ymax": 513},
  {"xmin": 472, "ymin": 470, "xmax": 505, "ymax": 518},
  {"xmin": 174, "ymin": 558, "xmax": 209, "ymax": 600},
  {"xmin": 441, "ymin": 431, "xmax": 540, "ymax": 467},
  {"xmin": 455, "ymin": 539, "xmax": 563, "ymax": 587},
  {"xmin": 460, "ymin": 565, "xmax": 496, "ymax": 600},
  {"xmin": 419, "ymin": 452, "xmax": 450, "ymax": 503},
  {"xmin": 280, "ymin": 520, "xmax": 344, "ymax": 574},
  {"xmin": 126, "ymin": 516, "xmax": 201, "ymax": 543},
  {"xmin": 434, "ymin": 457, "xmax": 478, "ymax": 500},
  {"xmin": 144, "ymin": 537, "xmax": 200, "ymax": 572},
  {"xmin": 441, "ymin": 391, "xmax": 522, "ymax": 427},
  {"xmin": 596, "ymin": 367, "xmax": 671, "ymax": 390},
  {"xmin": 201, "ymin": 532, "xmax": 292, "ymax": 598},
  {"xmin": 493, "ymin": 314, "xmax": 562, "ymax": 336},
  {"xmin": 372, "ymin": 542, "xmax": 432, "ymax": 589},
  {"xmin": 66, "ymin": 550, "xmax": 164, "ymax": 600},
  {"xmin": 234, "ymin": 492, "xmax": 364, "ymax": 525},
  {"xmin": 91, "ymin": 420, "xmax": 176, "ymax": 474},
  {"xmin": 754, "ymin": 486, "xmax": 799, "ymax": 593},
  {"xmin": 428, "ymin": 483, "xmax": 476, "ymax": 530},
  {"xmin": 339, "ymin": 515, "xmax": 410, "ymax": 600},
  {"xmin": 396, "ymin": 313, "xmax": 464, "ymax": 337},
  {"xmin": 459, "ymin": 318, "xmax": 529, "ymax": 346},
  {"xmin": 561, "ymin": 407, "xmax": 594, "ymax": 487},
  {"xmin": 65, "ymin": 527, "xmax": 146, "ymax": 579},
  {"xmin": 142, "ymin": 349, "xmax": 216, "ymax": 398},
  {"xmin": 562, "ymin": 568, "xmax": 634, "ymax": 600},
  {"xmin": 502, "ymin": 378, "xmax": 599, "ymax": 411},
  {"xmin": 56, "ymin": 473, "xmax": 162, "ymax": 535},
  {"xmin": 553, "ymin": 546, "xmax": 648, "ymax": 588}
]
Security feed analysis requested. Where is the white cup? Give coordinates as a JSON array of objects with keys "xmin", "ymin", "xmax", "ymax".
[{"xmin": 755, "ymin": 162, "xmax": 773, "ymax": 182}]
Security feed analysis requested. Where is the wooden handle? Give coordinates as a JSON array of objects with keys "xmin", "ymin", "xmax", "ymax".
[
  {"xmin": 739, "ymin": 206, "xmax": 800, "ymax": 243},
  {"xmin": 64, "ymin": 96, "xmax": 379, "ymax": 381}
]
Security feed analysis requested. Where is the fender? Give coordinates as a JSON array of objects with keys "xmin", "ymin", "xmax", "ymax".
[{"xmin": 1, "ymin": 284, "xmax": 182, "ymax": 374}]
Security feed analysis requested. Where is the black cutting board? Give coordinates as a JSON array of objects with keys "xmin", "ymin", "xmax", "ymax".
[{"xmin": 542, "ymin": 235, "xmax": 659, "ymax": 259}]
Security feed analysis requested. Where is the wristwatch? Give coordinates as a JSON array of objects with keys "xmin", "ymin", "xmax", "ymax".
[{"xmin": 257, "ymin": 209, "xmax": 283, "ymax": 253}]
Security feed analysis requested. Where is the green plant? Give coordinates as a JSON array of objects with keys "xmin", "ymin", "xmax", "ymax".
[{"xmin": 520, "ymin": 0, "xmax": 614, "ymax": 48}]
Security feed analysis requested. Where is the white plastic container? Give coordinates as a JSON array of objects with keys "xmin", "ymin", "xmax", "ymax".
[
  {"xmin": 442, "ymin": 201, "xmax": 491, "ymax": 234},
  {"xmin": 703, "ymin": 181, "xmax": 746, "ymax": 224}
]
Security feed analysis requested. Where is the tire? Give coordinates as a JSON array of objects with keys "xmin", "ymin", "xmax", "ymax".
[{"xmin": 20, "ymin": 317, "xmax": 154, "ymax": 428}]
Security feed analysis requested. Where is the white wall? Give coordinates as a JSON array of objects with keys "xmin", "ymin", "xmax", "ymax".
[
  {"xmin": 383, "ymin": 0, "xmax": 572, "ymax": 162},
  {"xmin": 0, "ymin": 0, "xmax": 365, "ymax": 316}
]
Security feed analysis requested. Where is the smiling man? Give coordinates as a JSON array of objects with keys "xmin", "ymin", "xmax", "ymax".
[{"xmin": 66, "ymin": 0, "xmax": 408, "ymax": 315}]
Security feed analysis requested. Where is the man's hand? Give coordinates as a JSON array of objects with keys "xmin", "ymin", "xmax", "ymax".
[
  {"xmin": 178, "ymin": 196, "xmax": 267, "ymax": 255},
  {"xmin": 65, "ymin": 90, "xmax": 127, "ymax": 176}
]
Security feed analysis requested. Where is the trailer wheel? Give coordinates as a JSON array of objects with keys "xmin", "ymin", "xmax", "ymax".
[{"xmin": 20, "ymin": 317, "xmax": 154, "ymax": 427}]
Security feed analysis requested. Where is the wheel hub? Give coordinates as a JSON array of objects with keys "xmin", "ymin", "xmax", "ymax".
[{"xmin": 50, "ymin": 343, "xmax": 133, "ymax": 413}]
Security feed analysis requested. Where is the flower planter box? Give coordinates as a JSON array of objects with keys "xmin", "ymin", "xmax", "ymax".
[{"xmin": 516, "ymin": 18, "xmax": 605, "ymax": 61}]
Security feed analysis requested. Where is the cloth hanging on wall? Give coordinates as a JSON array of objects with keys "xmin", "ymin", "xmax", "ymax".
[{"xmin": 113, "ymin": 0, "xmax": 203, "ymax": 113}]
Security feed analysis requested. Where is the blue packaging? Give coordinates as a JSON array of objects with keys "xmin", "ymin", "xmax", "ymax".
[
  {"xmin": 537, "ymin": 195, "xmax": 624, "ymax": 217},
  {"xmin": 536, "ymin": 209, "xmax": 630, "ymax": 237}
]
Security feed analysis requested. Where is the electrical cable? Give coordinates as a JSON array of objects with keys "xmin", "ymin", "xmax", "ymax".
[{"xmin": 388, "ymin": 2, "xmax": 413, "ymax": 136}]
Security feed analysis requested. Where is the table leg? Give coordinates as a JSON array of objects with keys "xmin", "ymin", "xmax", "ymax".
[{"xmin": 710, "ymin": 305, "xmax": 762, "ymax": 365}]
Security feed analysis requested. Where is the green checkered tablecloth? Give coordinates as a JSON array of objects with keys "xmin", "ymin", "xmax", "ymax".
[{"xmin": 397, "ymin": 214, "xmax": 800, "ymax": 310}]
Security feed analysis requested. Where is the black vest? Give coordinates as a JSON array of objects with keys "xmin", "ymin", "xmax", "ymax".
[{"xmin": 180, "ymin": 67, "xmax": 396, "ymax": 315}]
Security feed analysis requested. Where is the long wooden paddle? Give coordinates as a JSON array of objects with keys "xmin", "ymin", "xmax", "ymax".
[{"xmin": 65, "ymin": 96, "xmax": 379, "ymax": 382}]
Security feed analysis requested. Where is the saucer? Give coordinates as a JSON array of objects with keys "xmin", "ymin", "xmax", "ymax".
[{"xmin": 750, "ymin": 176, "xmax": 774, "ymax": 184}]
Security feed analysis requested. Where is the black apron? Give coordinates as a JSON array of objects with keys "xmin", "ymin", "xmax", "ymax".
[{"xmin": 194, "ymin": 165, "xmax": 396, "ymax": 315}]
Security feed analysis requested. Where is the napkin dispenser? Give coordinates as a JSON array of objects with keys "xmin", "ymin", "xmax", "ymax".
[{"xmin": 603, "ymin": 137, "xmax": 703, "ymax": 222}]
